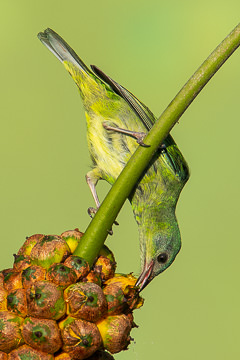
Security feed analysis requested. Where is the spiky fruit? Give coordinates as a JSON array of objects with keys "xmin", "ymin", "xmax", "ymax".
[{"xmin": 0, "ymin": 229, "xmax": 143, "ymax": 358}]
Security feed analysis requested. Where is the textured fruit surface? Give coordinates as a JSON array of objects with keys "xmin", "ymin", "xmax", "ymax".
[{"xmin": 0, "ymin": 229, "xmax": 143, "ymax": 358}]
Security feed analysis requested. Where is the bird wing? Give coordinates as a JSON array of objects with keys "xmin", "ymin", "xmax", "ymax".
[
  {"xmin": 91, "ymin": 65, "xmax": 188, "ymax": 178},
  {"xmin": 91, "ymin": 65, "xmax": 155, "ymax": 131}
]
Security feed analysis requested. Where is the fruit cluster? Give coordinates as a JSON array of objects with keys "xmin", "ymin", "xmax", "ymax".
[{"xmin": 0, "ymin": 229, "xmax": 143, "ymax": 359}]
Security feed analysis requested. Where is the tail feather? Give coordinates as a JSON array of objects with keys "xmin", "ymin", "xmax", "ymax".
[{"xmin": 37, "ymin": 28, "xmax": 90, "ymax": 73}]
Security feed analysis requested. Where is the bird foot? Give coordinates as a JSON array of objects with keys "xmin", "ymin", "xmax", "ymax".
[{"xmin": 102, "ymin": 122, "xmax": 150, "ymax": 147}]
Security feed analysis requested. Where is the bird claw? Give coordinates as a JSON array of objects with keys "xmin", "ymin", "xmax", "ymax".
[
  {"xmin": 87, "ymin": 207, "xmax": 97, "ymax": 218},
  {"xmin": 103, "ymin": 122, "xmax": 150, "ymax": 147},
  {"xmin": 136, "ymin": 133, "xmax": 150, "ymax": 147}
]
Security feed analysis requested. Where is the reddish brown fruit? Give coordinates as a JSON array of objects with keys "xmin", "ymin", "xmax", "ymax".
[
  {"xmin": 60, "ymin": 317, "xmax": 102, "ymax": 359},
  {"xmin": 0, "ymin": 311, "xmax": 24, "ymax": 353},
  {"xmin": 0, "ymin": 351, "xmax": 7, "ymax": 360},
  {"xmin": 7, "ymin": 288, "xmax": 28, "ymax": 317},
  {"xmin": 97, "ymin": 314, "xmax": 132, "ymax": 354},
  {"xmin": 0, "ymin": 288, "xmax": 8, "ymax": 311},
  {"xmin": 46, "ymin": 264, "xmax": 77, "ymax": 288},
  {"xmin": 54, "ymin": 352, "xmax": 72, "ymax": 360},
  {"xmin": 61, "ymin": 229, "xmax": 84, "ymax": 253},
  {"xmin": 104, "ymin": 274, "xmax": 144, "ymax": 311},
  {"xmin": 22, "ymin": 265, "xmax": 46, "ymax": 290},
  {"xmin": 22, "ymin": 317, "xmax": 62, "ymax": 354},
  {"xmin": 30, "ymin": 235, "xmax": 71, "ymax": 269},
  {"xmin": 64, "ymin": 256, "xmax": 90, "ymax": 280},
  {"xmin": 3, "ymin": 270, "xmax": 22, "ymax": 292},
  {"xmin": 26, "ymin": 281, "xmax": 66, "ymax": 320},
  {"xmin": 94, "ymin": 256, "xmax": 116, "ymax": 282},
  {"xmin": 103, "ymin": 283, "xmax": 127, "ymax": 315},
  {"xmin": 64, "ymin": 282, "xmax": 107, "ymax": 322},
  {"xmin": 18, "ymin": 234, "xmax": 44, "ymax": 256},
  {"xmin": 8, "ymin": 345, "xmax": 54, "ymax": 359},
  {"xmin": 0, "ymin": 274, "xmax": 4, "ymax": 288},
  {"xmin": 13, "ymin": 254, "xmax": 32, "ymax": 272},
  {"xmin": 82, "ymin": 271, "xmax": 102, "ymax": 286}
]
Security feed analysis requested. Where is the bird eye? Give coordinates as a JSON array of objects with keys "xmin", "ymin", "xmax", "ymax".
[{"xmin": 157, "ymin": 253, "xmax": 168, "ymax": 264}]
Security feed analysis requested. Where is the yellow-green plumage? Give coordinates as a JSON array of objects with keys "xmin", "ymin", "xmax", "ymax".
[{"xmin": 38, "ymin": 29, "xmax": 189, "ymax": 290}]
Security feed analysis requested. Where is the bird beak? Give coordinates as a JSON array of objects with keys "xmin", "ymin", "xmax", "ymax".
[{"xmin": 135, "ymin": 260, "xmax": 154, "ymax": 292}]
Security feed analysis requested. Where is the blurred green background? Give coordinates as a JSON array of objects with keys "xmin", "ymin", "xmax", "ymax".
[{"xmin": 0, "ymin": 1, "xmax": 239, "ymax": 359}]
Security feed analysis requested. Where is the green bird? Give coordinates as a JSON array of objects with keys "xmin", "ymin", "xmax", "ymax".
[{"xmin": 38, "ymin": 28, "xmax": 189, "ymax": 291}]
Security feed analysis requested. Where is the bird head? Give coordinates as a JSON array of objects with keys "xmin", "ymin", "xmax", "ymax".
[{"xmin": 136, "ymin": 220, "xmax": 181, "ymax": 291}]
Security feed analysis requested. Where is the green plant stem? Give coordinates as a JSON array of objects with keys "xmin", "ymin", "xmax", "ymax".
[{"xmin": 74, "ymin": 23, "xmax": 240, "ymax": 265}]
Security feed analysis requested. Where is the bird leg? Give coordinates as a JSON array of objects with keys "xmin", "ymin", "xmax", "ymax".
[
  {"xmin": 102, "ymin": 122, "xmax": 168, "ymax": 150},
  {"xmin": 102, "ymin": 122, "xmax": 150, "ymax": 147},
  {"xmin": 86, "ymin": 169, "xmax": 118, "ymax": 235},
  {"xmin": 86, "ymin": 170, "xmax": 101, "ymax": 213}
]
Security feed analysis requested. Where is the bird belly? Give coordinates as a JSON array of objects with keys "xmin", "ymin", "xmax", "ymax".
[{"xmin": 85, "ymin": 112, "xmax": 139, "ymax": 185}]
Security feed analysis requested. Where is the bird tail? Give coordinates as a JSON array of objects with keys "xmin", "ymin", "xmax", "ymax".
[{"xmin": 38, "ymin": 28, "xmax": 91, "ymax": 75}]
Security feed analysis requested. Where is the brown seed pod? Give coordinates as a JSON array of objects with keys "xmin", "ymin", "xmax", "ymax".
[
  {"xmin": 54, "ymin": 352, "xmax": 72, "ymax": 360},
  {"xmin": 103, "ymin": 283, "xmax": 127, "ymax": 315},
  {"xmin": 30, "ymin": 235, "xmax": 71, "ymax": 269},
  {"xmin": 0, "ymin": 351, "xmax": 7, "ymax": 360},
  {"xmin": 22, "ymin": 316, "xmax": 62, "ymax": 354},
  {"xmin": 8, "ymin": 344, "xmax": 54, "ymax": 359},
  {"xmin": 64, "ymin": 282, "xmax": 107, "ymax": 322},
  {"xmin": 17, "ymin": 234, "xmax": 44, "ymax": 256},
  {"xmin": 64, "ymin": 256, "xmax": 90, "ymax": 280},
  {"xmin": 0, "ymin": 311, "xmax": 24, "ymax": 353},
  {"xmin": 7, "ymin": 288, "xmax": 28, "ymax": 317},
  {"xmin": 26, "ymin": 281, "xmax": 66, "ymax": 320},
  {"xmin": 104, "ymin": 274, "xmax": 144, "ymax": 311},
  {"xmin": 82, "ymin": 271, "xmax": 102, "ymax": 287},
  {"xmin": 0, "ymin": 273, "xmax": 4, "ymax": 288},
  {"xmin": 94, "ymin": 256, "xmax": 116, "ymax": 282},
  {"xmin": 0, "ymin": 288, "xmax": 8, "ymax": 311},
  {"xmin": 46, "ymin": 263, "xmax": 77, "ymax": 288},
  {"xmin": 98, "ymin": 245, "xmax": 116, "ymax": 264},
  {"xmin": 22, "ymin": 265, "xmax": 46, "ymax": 290},
  {"xmin": 61, "ymin": 229, "xmax": 84, "ymax": 253},
  {"xmin": 13, "ymin": 254, "xmax": 32, "ymax": 272},
  {"xmin": 97, "ymin": 314, "xmax": 132, "ymax": 354},
  {"xmin": 59, "ymin": 317, "xmax": 102, "ymax": 359},
  {"xmin": 3, "ymin": 270, "xmax": 22, "ymax": 293}
]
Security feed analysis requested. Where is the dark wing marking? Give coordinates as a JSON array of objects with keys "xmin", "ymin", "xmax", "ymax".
[
  {"xmin": 91, "ymin": 65, "xmax": 155, "ymax": 131},
  {"xmin": 91, "ymin": 65, "xmax": 188, "ymax": 179}
]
